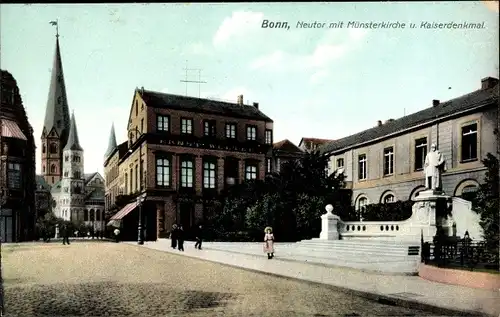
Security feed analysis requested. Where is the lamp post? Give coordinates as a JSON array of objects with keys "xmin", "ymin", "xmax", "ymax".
[{"xmin": 129, "ymin": 127, "xmax": 144, "ymax": 245}]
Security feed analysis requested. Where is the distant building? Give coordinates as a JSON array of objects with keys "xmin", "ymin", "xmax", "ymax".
[
  {"xmin": 35, "ymin": 175, "xmax": 51, "ymax": 220},
  {"xmin": 104, "ymin": 90, "xmax": 274, "ymax": 241},
  {"xmin": 320, "ymin": 77, "xmax": 499, "ymax": 210},
  {"xmin": 0, "ymin": 69, "xmax": 37, "ymax": 242},
  {"xmin": 38, "ymin": 33, "xmax": 105, "ymax": 231},
  {"xmin": 270, "ymin": 139, "xmax": 304, "ymax": 173},
  {"xmin": 298, "ymin": 138, "xmax": 334, "ymax": 152},
  {"xmin": 103, "ymin": 125, "xmax": 128, "ymax": 214}
]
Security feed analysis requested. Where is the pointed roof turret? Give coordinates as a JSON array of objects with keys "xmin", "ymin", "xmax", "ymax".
[
  {"xmin": 105, "ymin": 123, "xmax": 117, "ymax": 157},
  {"xmin": 64, "ymin": 111, "xmax": 83, "ymax": 151},
  {"xmin": 42, "ymin": 35, "xmax": 70, "ymax": 142}
]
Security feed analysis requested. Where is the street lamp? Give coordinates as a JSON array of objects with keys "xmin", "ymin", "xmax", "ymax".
[{"xmin": 129, "ymin": 127, "xmax": 145, "ymax": 245}]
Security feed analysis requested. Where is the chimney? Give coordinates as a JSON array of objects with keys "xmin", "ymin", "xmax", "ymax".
[
  {"xmin": 141, "ymin": 86, "xmax": 144, "ymax": 94},
  {"xmin": 432, "ymin": 99, "xmax": 440, "ymax": 107},
  {"xmin": 377, "ymin": 120, "xmax": 382, "ymax": 127},
  {"xmin": 253, "ymin": 102, "xmax": 259, "ymax": 109},
  {"xmin": 237, "ymin": 95, "xmax": 244, "ymax": 105},
  {"xmin": 481, "ymin": 77, "xmax": 499, "ymax": 90}
]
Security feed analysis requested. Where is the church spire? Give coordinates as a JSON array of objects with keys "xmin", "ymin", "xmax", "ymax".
[
  {"xmin": 105, "ymin": 123, "xmax": 117, "ymax": 158},
  {"xmin": 42, "ymin": 28, "xmax": 70, "ymax": 144},
  {"xmin": 64, "ymin": 111, "xmax": 83, "ymax": 151}
]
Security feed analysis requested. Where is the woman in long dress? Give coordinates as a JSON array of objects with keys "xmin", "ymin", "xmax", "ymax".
[{"xmin": 263, "ymin": 226, "xmax": 275, "ymax": 259}]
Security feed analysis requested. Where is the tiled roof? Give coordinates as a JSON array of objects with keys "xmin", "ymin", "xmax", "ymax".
[
  {"xmin": 273, "ymin": 139, "xmax": 304, "ymax": 154},
  {"xmin": 35, "ymin": 175, "xmax": 51, "ymax": 191},
  {"xmin": 319, "ymin": 81, "xmax": 499, "ymax": 155},
  {"xmin": 299, "ymin": 138, "xmax": 334, "ymax": 146},
  {"xmin": 139, "ymin": 89, "xmax": 273, "ymax": 122},
  {"xmin": 0, "ymin": 119, "xmax": 27, "ymax": 140},
  {"xmin": 51, "ymin": 180, "xmax": 62, "ymax": 193}
]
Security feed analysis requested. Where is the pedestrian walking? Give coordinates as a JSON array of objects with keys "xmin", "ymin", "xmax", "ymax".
[
  {"xmin": 177, "ymin": 225, "xmax": 185, "ymax": 251},
  {"xmin": 62, "ymin": 224, "xmax": 70, "ymax": 245},
  {"xmin": 113, "ymin": 228, "xmax": 120, "ymax": 243},
  {"xmin": 170, "ymin": 224, "xmax": 178, "ymax": 249},
  {"xmin": 263, "ymin": 226, "xmax": 274, "ymax": 259},
  {"xmin": 194, "ymin": 224, "xmax": 203, "ymax": 250}
]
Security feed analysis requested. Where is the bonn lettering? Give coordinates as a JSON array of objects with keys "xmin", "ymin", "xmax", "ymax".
[{"xmin": 261, "ymin": 19, "xmax": 290, "ymax": 29}]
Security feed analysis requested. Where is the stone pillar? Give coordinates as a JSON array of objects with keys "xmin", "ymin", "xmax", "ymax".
[
  {"xmin": 238, "ymin": 159, "xmax": 244, "ymax": 183},
  {"xmin": 157, "ymin": 203, "xmax": 164, "ymax": 239},
  {"xmin": 195, "ymin": 156, "xmax": 203, "ymax": 195},
  {"xmin": 54, "ymin": 223, "xmax": 59, "ymax": 239},
  {"xmin": 319, "ymin": 204, "xmax": 340, "ymax": 240}
]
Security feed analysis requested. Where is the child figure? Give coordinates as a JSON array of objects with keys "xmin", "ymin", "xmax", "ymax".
[{"xmin": 263, "ymin": 226, "xmax": 275, "ymax": 259}]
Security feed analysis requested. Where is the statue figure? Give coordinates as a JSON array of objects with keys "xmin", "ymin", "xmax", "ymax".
[{"xmin": 424, "ymin": 143, "xmax": 447, "ymax": 191}]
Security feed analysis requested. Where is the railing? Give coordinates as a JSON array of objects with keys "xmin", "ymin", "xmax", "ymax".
[{"xmin": 421, "ymin": 237, "xmax": 500, "ymax": 272}]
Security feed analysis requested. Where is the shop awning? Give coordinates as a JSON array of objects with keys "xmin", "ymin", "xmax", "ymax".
[
  {"xmin": 109, "ymin": 201, "xmax": 138, "ymax": 221},
  {"xmin": 1, "ymin": 119, "xmax": 27, "ymax": 141}
]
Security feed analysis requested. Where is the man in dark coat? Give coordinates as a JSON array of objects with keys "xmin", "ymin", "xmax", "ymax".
[
  {"xmin": 194, "ymin": 225, "xmax": 203, "ymax": 250},
  {"xmin": 170, "ymin": 224, "xmax": 178, "ymax": 249},
  {"xmin": 62, "ymin": 224, "xmax": 70, "ymax": 245},
  {"xmin": 177, "ymin": 225, "xmax": 185, "ymax": 251}
]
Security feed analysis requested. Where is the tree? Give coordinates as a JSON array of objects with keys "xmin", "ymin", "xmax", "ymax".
[{"xmin": 473, "ymin": 153, "xmax": 499, "ymax": 255}]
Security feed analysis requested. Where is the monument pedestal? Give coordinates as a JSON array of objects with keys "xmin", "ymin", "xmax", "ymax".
[
  {"xmin": 412, "ymin": 189, "xmax": 452, "ymax": 242},
  {"xmin": 319, "ymin": 204, "xmax": 340, "ymax": 240},
  {"xmin": 54, "ymin": 224, "xmax": 60, "ymax": 239}
]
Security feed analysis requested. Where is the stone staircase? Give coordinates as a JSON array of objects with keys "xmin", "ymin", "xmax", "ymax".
[{"xmin": 198, "ymin": 239, "xmax": 421, "ymax": 275}]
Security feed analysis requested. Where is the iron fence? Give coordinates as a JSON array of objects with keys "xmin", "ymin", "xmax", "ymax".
[{"xmin": 421, "ymin": 236, "xmax": 499, "ymax": 272}]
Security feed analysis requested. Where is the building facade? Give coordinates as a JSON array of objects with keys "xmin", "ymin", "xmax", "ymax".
[
  {"xmin": 270, "ymin": 139, "xmax": 304, "ymax": 173},
  {"xmin": 0, "ymin": 70, "xmax": 37, "ymax": 242},
  {"xmin": 320, "ymin": 77, "xmax": 499, "ymax": 210},
  {"xmin": 38, "ymin": 33, "xmax": 105, "ymax": 231},
  {"xmin": 105, "ymin": 90, "xmax": 274, "ymax": 240},
  {"xmin": 103, "ymin": 125, "xmax": 128, "ymax": 214}
]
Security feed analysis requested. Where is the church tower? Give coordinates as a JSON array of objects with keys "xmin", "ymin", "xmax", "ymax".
[
  {"xmin": 58, "ymin": 111, "xmax": 85, "ymax": 222},
  {"xmin": 41, "ymin": 33, "xmax": 71, "ymax": 186}
]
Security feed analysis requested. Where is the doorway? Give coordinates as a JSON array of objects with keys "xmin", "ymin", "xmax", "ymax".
[
  {"xmin": 0, "ymin": 209, "xmax": 13, "ymax": 243},
  {"xmin": 179, "ymin": 202, "xmax": 194, "ymax": 234}
]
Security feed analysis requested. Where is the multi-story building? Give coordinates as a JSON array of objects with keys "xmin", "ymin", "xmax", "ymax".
[
  {"xmin": 0, "ymin": 69, "xmax": 37, "ymax": 242},
  {"xmin": 105, "ymin": 90, "xmax": 274, "ymax": 240},
  {"xmin": 38, "ymin": 32, "xmax": 105, "ymax": 231},
  {"xmin": 320, "ymin": 77, "xmax": 499, "ymax": 210},
  {"xmin": 298, "ymin": 137, "xmax": 334, "ymax": 152},
  {"xmin": 269, "ymin": 139, "xmax": 304, "ymax": 173},
  {"xmin": 103, "ymin": 124, "xmax": 128, "ymax": 213}
]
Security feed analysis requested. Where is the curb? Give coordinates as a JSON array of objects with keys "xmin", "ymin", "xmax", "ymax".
[{"xmin": 130, "ymin": 243, "xmax": 493, "ymax": 317}]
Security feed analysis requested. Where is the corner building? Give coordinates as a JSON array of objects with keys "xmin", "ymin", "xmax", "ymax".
[{"xmin": 106, "ymin": 89, "xmax": 274, "ymax": 240}]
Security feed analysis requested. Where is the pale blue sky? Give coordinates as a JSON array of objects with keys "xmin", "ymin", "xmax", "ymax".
[{"xmin": 1, "ymin": 2, "xmax": 498, "ymax": 175}]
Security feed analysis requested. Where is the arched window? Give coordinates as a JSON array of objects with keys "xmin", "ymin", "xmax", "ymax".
[
  {"xmin": 50, "ymin": 164, "xmax": 56, "ymax": 174},
  {"xmin": 356, "ymin": 195, "xmax": 369, "ymax": 211},
  {"xmin": 454, "ymin": 179, "xmax": 480, "ymax": 202},
  {"xmin": 102, "ymin": 210, "xmax": 105, "ymax": 222},
  {"xmin": 90, "ymin": 209, "xmax": 95, "ymax": 221},
  {"xmin": 42, "ymin": 165, "xmax": 46, "ymax": 173},
  {"xmin": 96, "ymin": 209, "xmax": 101, "ymax": 221},
  {"xmin": 384, "ymin": 194, "xmax": 395, "ymax": 204},
  {"xmin": 49, "ymin": 143, "xmax": 57, "ymax": 154},
  {"xmin": 42, "ymin": 144, "xmax": 46, "ymax": 153},
  {"xmin": 84, "ymin": 209, "xmax": 89, "ymax": 221}
]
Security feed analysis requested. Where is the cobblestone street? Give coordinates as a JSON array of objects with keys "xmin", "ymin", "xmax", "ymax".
[{"xmin": 1, "ymin": 242, "xmax": 452, "ymax": 317}]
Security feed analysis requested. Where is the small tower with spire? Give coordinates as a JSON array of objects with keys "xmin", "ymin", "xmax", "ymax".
[
  {"xmin": 58, "ymin": 111, "xmax": 85, "ymax": 221},
  {"xmin": 105, "ymin": 123, "xmax": 117, "ymax": 159},
  {"xmin": 41, "ymin": 27, "xmax": 71, "ymax": 186}
]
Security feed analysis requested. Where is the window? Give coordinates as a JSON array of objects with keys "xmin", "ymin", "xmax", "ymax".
[
  {"xmin": 337, "ymin": 158, "xmax": 344, "ymax": 169},
  {"xmin": 65, "ymin": 155, "xmax": 69, "ymax": 162},
  {"xmin": 135, "ymin": 100, "xmax": 138, "ymax": 116},
  {"xmin": 181, "ymin": 118, "xmax": 193, "ymax": 134},
  {"xmin": 358, "ymin": 154, "xmax": 367, "ymax": 180},
  {"xmin": 225, "ymin": 123, "xmax": 236, "ymax": 139},
  {"xmin": 414, "ymin": 137, "xmax": 427, "ymax": 171},
  {"xmin": 49, "ymin": 143, "xmax": 57, "ymax": 154},
  {"xmin": 96, "ymin": 210, "xmax": 101, "ymax": 221},
  {"xmin": 7, "ymin": 162, "xmax": 21, "ymax": 189},
  {"xmin": 90, "ymin": 209, "xmax": 95, "ymax": 221},
  {"xmin": 42, "ymin": 165, "xmax": 46, "ymax": 173},
  {"xmin": 383, "ymin": 194, "xmax": 395, "ymax": 204},
  {"xmin": 358, "ymin": 197, "xmax": 368, "ymax": 211},
  {"xmin": 135, "ymin": 165, "xmax": 138, "ymax": 191},
  {"xmin": 276, "ymin": 158, "xmax": 281, "ymax": 172},
  {"xmin": 129, "ymin": 168, "xmax": 133, "ymax": 192},
  {"xmin": 203, "ymin": 161, "xmax": 216, "ymax": 189},
  {"xmin": 266, "ymin": 158, "xmax": 272, "ymax": 173},
  {"xmin": 42, "ymin": 144, "xmax": 46, "ymax": 153},
  {"xmin": 74, "ymin": 171, "xmax": 81, "ymax": 179},
  {"xmin": 140, "ymin": 118, "xmax": 144, "ymax": 133},
  {"xmin": 181, "ymin": 159, "xmax": 194, "ymax": 188},
  {"xmin": 265, "ymin": 129, "xmax": 273, "ymax": 144},
  {"xmin": 204, "ymin": 120, "xmax": 216, "ymax": 137},
  {"xmin": 383, "ymin": 147, "xmax": 394, "ymax": 176},
  {"xmin": 84, "ymin": 210, "xmax": 89, "ymax": 221},
  {"xmin": 140, "ymin": 160, "xmax": 144, "ymax": 190},
  {"xmin": 50, "ymin": 164, "xmax": 56, "ymax": 174},
  {"xmin": 245, "ymin": 164, "xmax": 257, "ymax": 180},
  {"xmin": 461, "ymin": 123, "xmax": 478, "ymax": 161},
  {"xmin": 246, "ymin": 125, "xmax": 257, "ymax": 141},
  {"xmin": 157, "ymin": 115, "xmax": 169, "ymax": 132},
  {"xmin": 125, "ymin": 173, "xmax": 128, "ymax": 193}
]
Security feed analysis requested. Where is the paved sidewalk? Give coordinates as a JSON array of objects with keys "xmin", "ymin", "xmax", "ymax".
[{"xmin": 127, "ymin": 239, "xmax": 500, "ymax": 317}]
